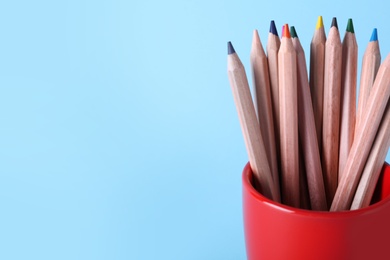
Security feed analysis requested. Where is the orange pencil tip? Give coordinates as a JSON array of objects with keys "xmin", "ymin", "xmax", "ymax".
[{"xmin": 282, "ymin": 24, "xmax": 290, "ymax": 38}]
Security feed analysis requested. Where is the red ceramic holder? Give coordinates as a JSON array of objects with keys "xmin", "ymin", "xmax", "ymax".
[{"xmin": 243, "ymin": 162, "xmax": 390, "ymax": 260}]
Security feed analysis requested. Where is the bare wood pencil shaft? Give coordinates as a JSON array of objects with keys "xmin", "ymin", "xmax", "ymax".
[
  {"xmin": 250, "ymin": 30, "xmax": 280, "ymax": 202},
  {"xmin": 227, "ymin": 46, "xmax": 277, "ymax": 201},
  {"xmin": 267, "ymin": 33, "xmax": 281, "ymax": 167},
  {"xmin": 356, "ymin": 40, "xmax": 381, "ymax": 133},
  {"xmin": 292, "ymin": 36, "xmax": 327, "ymax": 211},
  {"xmin": 331, "ymin": 54, "xmax": 390, "ymax": 211},
  {"xmin": 339, "ymin": 30, "xmax": 358, "ymax": 181},
  {"xmin": 310, "ymin": 24, "xmax": 326, "ymax": 154},
  {"xmin": 351, "ymin": 101, "xmax": 390, "ymax": 210},
  {"xmin": 278, "ymin": 32, "xmax": 299, "ymax": 208},
  {"xmin": 322, "ymin": 26, "xmax": 342, "ymax": 207}
]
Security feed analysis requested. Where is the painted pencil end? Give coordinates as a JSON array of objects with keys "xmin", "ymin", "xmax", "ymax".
[
  {"xmin": 227, "ymin": 41, "xmax": 235, "ymax": 54},
  {"xmin": 331, "ymin": 17, "xmax": 338, "ymax": 29},
  {"xmin": 290, "ymin": 26, "xmax": 298, "ymax": 38},
  {"xmin": 282, "ymin": 24, "xmax": 291, "ymax": 38},
  {"xmin": 270, "ymin": 20, "xmax": 278, "ymax": 36},
  {"xmin": 346, "ymin": 18, "xmax": 354, "ymax": 33},
  {"xmin": 370, "ymin": 28, "xmax": 378, "ymax": 42},
  {"xmin": 316, "ymin": 16, "xmax": 324, "ymax": 29}
]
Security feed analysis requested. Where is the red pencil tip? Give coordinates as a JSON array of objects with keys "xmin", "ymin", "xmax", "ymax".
[{"xmin": 282, "ymin": 24, "xmax": 290, "ymax": 38}]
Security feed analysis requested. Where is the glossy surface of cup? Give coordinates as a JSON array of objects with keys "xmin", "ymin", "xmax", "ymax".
[{"xmin": 243, "ymin": 163, "xmax": 390, "ymax": 260}]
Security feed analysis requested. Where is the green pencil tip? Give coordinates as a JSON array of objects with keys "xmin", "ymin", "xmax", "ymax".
[
  {"xmin": 290, "ymin": 26, "xmax": 298, "ymax": 38},
  {"xmin": 346, "ymin": 18, "xmax": 354, "ymax": 33}
]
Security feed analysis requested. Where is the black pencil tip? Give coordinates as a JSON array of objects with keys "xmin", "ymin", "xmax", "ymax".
[
  {"xmin": 331, "ymin": 17, "xmax": 338, "ymax": 29},
  {"xmin": 228, "ymin": 41, "xmax": 235, "ymax": 54}
]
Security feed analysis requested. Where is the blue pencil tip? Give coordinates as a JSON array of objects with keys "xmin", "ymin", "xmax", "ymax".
[
  {"xmin": 270, "ymin": 20, "xmax": 278, "ymax": 36},
  {"xmin": 370, "ymin": 28, "xmax": 378, "ymax": 42},
  {"xmin": 227, "ymin": 41, "xmax": 235, "ymax": 54}
]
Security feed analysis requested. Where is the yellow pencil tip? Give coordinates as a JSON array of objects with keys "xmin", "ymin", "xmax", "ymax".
[{"xmin": 316, "ymin": 16, "xmax": 324, "ymax": 29}]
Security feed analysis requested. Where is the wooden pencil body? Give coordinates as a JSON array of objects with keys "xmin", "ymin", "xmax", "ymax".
[
  {"xmin": 293, "ymin": 37, "xmax": 327, "ymax": 211},
  {"xmin": 309, "ymin": 26, "xmax": 326, "ymax": 154},
  {"xmin": 278, "ymin": 36, "xmax": 299, "ymax": 208},
  {"xmin": 338, "ymin": 31, "xmax": 358, "ymax": 181},
  {"xmin": 322, "ymin": 26, "xmax": 342, "ymax": 207},
  {"xmin": 228, "ymin": 51, "xmax": 276, "ymax": 201},
  {"xmin": 250, "ymin": 31, "xmax": 280, "ymax": 202},
  {"xmin": 330, "ymin": 54, "xmax": 390, "ymax": 211},
  {"xmin": 351, "ymin": 101, "xmax": 390, "ymax": 210},
  {"xmin": 267, "ymin": 33, "xmax": 281, "ymax": 168},
  {"xmin": 356, "ymin": 40, "xmax": 381, "ymax": 133}
]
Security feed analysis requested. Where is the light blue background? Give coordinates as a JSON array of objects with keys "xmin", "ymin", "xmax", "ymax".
[{"xmin": 1, "ymin": 0, "xmax": 390, "ymax": 259}]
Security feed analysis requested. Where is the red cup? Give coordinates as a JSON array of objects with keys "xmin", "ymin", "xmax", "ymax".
[{"xmin": 243, "ymin": 162, "xmax": 390, "ymax": 260}]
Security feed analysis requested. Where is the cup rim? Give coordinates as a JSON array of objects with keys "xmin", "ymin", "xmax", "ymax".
[{"xmin": 243, "ymin": 162, "xmax": 390, "ymax": 217}]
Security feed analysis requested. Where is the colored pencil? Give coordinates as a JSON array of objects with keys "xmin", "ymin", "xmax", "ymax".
[
  {"xmin": 227, "ymin": 17, "xmax": 390, "ymax": 211},
  {"xmin": 278, "ymin": 25, "xmax": 299, "ymax": 207},
  {"xmin": 267, "ymin": 20, "xmax": 281, "ymax": 170},
  {"xmin": 356, "ymin": 28, "xmax": 381, "ymax": 133},
  {"xmin": 309, "ymin": 16, "xmax": 326, "ymax": 153},
  {"xmin": 338, "ymin": 19, "xmax": 358, "ymax": 181},
  {"xmin": 291, "ymin": 26, "xmax": 327, "ymax": 210},
  {"xmin": 331, "ymin": 53, "xmax": 390, "ymax": 211},
  {"xmin": 322, "ymin": 18, "xmax": 342, "ymax": 207},
  {"xmin": 250, "ymin": 30, "xmax": 281, "ymax": 202},
  {"xmin": 227, "ymin": 42, "xmax": 277, "ymax": 201},
  {"xmin": 351, "ymin": 100, "xmax": 390, "ymax": 210}
]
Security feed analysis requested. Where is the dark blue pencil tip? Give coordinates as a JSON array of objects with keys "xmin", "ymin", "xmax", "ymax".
[
  {"xmin": 227, "ymin": 41, "xmax": 235, "ymax": 54},
  {"xmin": 270, "ymin": 20, "xmax": 278, "ymax": 36},
  {"xmin": 370, "ymin": 28, "xmax": 378, "ymax": 42},
  {"xmin": 331, "ymin": 17, "xmax": 338, "ymax": 29}
]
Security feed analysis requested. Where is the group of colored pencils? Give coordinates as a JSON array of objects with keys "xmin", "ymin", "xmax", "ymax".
[{"xmin": 227, "ymin": 16, "xmax": 390, "ymax": 211}]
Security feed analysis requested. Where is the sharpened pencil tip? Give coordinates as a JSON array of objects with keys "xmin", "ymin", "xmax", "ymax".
[
  {"xmin": 227, "ymin": 41, "xmax": 235, "ymax": 54},
  {"xmin": 270, "ymin": 20, "xmax": 278, "ymax": 36},
  {"xmin": 290, "ymin": 26, "xmax": 298, "ymax": 38},
  {"xmin": 253, "ymin": 29, "xmax": 260, "ymax": 44},
  {"xmin": 331, "ymin": 17, "xmax": 338, "ymax": 29},
  {"xmin": 370, "ymin": 28, "xmax": 378, "ymax": 42},
  {"xmin": 346, "ymin": 18, "xmax": 354, "ymax": 33},
  {"xmin": 316, "ymin": 16, "xmax": 324, "ymax": 29},
  {"xmin": 282, "ymin": 24, "xmax": 291, "ymax": 38}
]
